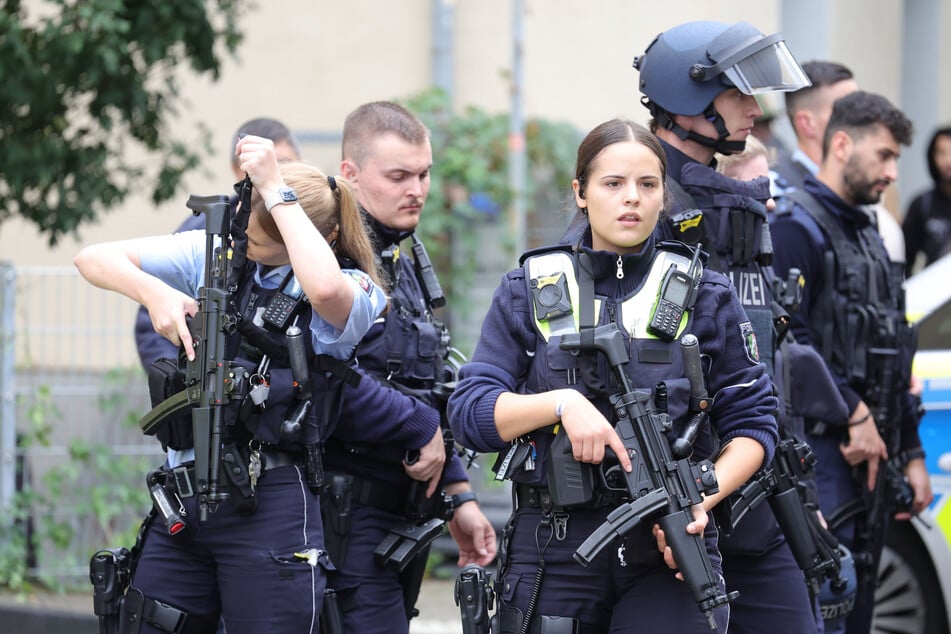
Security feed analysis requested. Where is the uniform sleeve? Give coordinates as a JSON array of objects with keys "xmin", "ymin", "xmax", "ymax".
[
  {"xmin": 899, "ymin": 391, "xmax": 924, "ymax": 453},
  {"xmin": 310, "ymin": 268, "xmax": 386, "ymax": 360},
  {"xmin": 448, "ymin": 271, "xmax": 535, "ymax": 453},
  {"xmin": 690, "ymin": 274, "xmax": 779, "ymax": 463},
  {"xmin": 334, "ymin": 366, "xmax": 441, "ymax": 449},
  {"xmin": 137, "ymin": 230, "xmax": 207, "ymax": 296}
]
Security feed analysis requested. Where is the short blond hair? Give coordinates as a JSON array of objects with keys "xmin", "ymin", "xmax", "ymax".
[{"xmin": 715, "ymin": 136, "xmax": 768, "ymax": 179}]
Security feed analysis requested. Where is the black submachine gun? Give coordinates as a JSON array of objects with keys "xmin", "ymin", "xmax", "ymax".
[
  {"xmin": 560, "ymin": 326, "xmax": 731, "ymax": 629},
  {"xmin": 725, "ymin": 427, "xmax": 846, "ymax": 597},
  {"xmin": 138, "ymin": 194, "xmax": 247, "ymax": 521}
]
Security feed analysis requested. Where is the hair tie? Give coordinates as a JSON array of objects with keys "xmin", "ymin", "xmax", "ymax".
[{"xmin": 328, "ymin": 175, "xmax": 337, "ymax": 191}]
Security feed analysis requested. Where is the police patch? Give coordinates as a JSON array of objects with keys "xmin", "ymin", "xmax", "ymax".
[
  {"xmin": 739, "ymin": 321, "xmax": 760, "ymax": 364},
  {"xmin": 348, "ymin": 270, "xmax": 372, "ymax": 295}
]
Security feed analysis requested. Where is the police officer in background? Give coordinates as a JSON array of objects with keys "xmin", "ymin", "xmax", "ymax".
[
  {"xmin": 633, "ymin": 20, "xmax": 830, "ymax": 633},
  {"xmin": 770, "ymin": 91, "xmax": 933, "ymax": 634},
  {"xmin": 321, "ymin": 101, "xmax": 496, "ymax": 634}
]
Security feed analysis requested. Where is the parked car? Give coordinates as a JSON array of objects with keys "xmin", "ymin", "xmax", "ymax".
[{"xmin": 872, "ymin": 253, "xmax": 951, "ymax": 634}]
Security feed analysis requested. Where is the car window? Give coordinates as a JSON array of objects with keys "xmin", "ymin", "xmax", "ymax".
[{"xmin": 917, "ymin": 297, "xmax": 951, "ymax": 351}]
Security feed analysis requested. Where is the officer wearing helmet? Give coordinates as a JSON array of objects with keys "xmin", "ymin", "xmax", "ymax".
[{"xmin": 635, "ymin": 21, "xmax": 834, "ymax": 634}]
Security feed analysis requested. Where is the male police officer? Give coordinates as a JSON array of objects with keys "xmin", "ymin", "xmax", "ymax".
[
  {"xmin": 633, "ymin": 21, "xmax": 831, "ymax": 633},
  {"xmin": 321, "ymin": 101, "xmax": 496, "ymax": 634},
  {"xmin": 770, "ymin": 91, "xmax": 932, "ymax": 634}
]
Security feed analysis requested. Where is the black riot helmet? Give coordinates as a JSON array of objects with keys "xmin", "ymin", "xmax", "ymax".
[{"xmin": 633, "ymin": 21, "xmax": 810, "ymax": 154}]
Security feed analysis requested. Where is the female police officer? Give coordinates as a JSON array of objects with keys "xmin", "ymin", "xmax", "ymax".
[
  {"xmin": 448, "ymin": 119, "xmax": 778, "ymax": 632},
  {"xmin": 75, "ymin": 135, "xmax": 386, "ymax": 634}
]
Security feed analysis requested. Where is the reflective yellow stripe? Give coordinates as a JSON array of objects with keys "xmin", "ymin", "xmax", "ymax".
[{"xmin": 913, "ymin": 351, "xmax": 951, "ymax": 379}]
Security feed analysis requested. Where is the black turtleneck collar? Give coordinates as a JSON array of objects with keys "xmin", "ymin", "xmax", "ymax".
[
  {"xmin": 657, "ymin": 137, "xmax": 714, "ymax": 181},
  {"xmin": 802, "ymin": 176, "xmax": 874, "ymax": 229},
  {"xmin": 577, "ymin": 227, "xmax": 656, "ymax": 297},
  {"xmin": 360, "ymin": 207, "xmax": 414, "ymax": 252}
]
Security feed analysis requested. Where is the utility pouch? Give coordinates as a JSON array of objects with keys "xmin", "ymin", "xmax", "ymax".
[
  {"xmin": 146, "ymin": 357, "xmax": 192, "ymax": 450},
  {"xmin": 546, "ymin": 431, "xmax": 595, "ymax": 508},
  {"xmin": 220, "ymin": 444, "xmax": 257, "ymax": 515},
  {"xmin": 321, "ymin": 473, "xmax": 353, "ymax": 568},
  {"xmin": 119, "ymin": 587, "xmax": 145, "ymax": 634}
]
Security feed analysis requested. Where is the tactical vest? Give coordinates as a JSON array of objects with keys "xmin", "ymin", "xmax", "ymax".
[
  {"xmin": 668, "ymin": 163, "xmax": 777, "ymax": 374},
  {"xmin": 778, "ymin": 190, "xmax": 915, "ymax": 437},
  {"xmin": 511, "ymin": 244, "xmax": 714, "ymax": 488},
  {"xmin": 323, "ymin": 238, "xmax": 450, "ymax": 468},
  {"xmin": 373, "ymin": 242, "xmax": 450, "ymax": 391},
  {"xmin": 149, "ymin": 261, "xmax": 353, "ymax": 452}
]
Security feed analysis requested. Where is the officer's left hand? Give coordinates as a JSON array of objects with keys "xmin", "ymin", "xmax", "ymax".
[
  {"xmin": 447, "ymin": 499, "xmax": 497, "ymax": 567},
  {"xmin": 652, "ymin": 504, "xmax": 708, "ymax": 581},
  {"xmin": 896, "ymin": 457, "xmax": 933, "ymax": 519}
]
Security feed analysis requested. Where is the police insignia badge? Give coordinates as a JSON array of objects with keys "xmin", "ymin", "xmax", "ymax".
[
  {"xmin": 348, "ymin": 271, "xmax": 372, "ymax": 294},
  {"xmin": 740, "ymin": 321, "xmax": 760, "ymax": 364}
]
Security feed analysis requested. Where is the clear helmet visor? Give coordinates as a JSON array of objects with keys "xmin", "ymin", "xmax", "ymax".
[{"xmin": 723, "ymin": 40, "xmax": 811, "ymax": 94}]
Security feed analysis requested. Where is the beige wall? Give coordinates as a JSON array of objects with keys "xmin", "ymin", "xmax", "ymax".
[{"xmin": 3, "ymin": 0, "xmax": 947, "ymax": 267}]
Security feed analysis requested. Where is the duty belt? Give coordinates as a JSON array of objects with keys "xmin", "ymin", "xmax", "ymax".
[
  {"xmin": 165, "ymin": 448, "xmax": 302, "ymax": 498},
  {"xmin": 514, "ymin": 483, "xmax": 623, "ymax": 513},
  {"xmin": 330, "ymin": 472, "xmax": 411, "ymax": 516}
]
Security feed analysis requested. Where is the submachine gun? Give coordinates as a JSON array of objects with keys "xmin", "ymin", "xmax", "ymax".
[
  {"xmin": 724, "ymin": 428, "xmax": 847, "ymax": 597},
  {"xmin": 827, "ymin": 321, "xmax": 916, "ymax": 600},
  {"xmin": 138, "ymin": 194, "xmax": 248, "ymax": 522},
  {"xmin": 559, "ymin": 326, "xmax": 731, "ymax": 630}
]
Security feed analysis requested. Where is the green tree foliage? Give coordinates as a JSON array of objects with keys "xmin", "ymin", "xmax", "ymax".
[
  {"xmin": 400, "ymin": 87, "xmax": 581, "ymax": 306},
  {"xmin": 0, "ymin": 0, "xmax": 247, "ymax": 245}
]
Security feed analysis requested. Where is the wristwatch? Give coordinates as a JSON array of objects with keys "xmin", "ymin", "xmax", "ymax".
[
  {"xmin": 263, "ymin": 186, "xmax": 298, "ymax": 212},
  {"xmin": 451, "ymin": 490, "xmax": 479, "ymax": 509}
]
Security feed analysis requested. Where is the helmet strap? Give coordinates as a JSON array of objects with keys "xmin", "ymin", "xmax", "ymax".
[{"xmin": 650, "ymin": 100, "xmax": 746, "ymax": 156}]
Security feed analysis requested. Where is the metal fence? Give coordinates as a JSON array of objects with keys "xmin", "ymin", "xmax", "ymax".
[{"xmin": 0, "ymin": 262, "xmax": 164, "ymax": 587}]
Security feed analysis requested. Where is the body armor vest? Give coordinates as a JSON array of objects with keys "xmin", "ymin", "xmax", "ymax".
[
  {"xmin": 779, "ymin": 190, "xmax": 915, "ymax": 437},
  {"xmin": 669, "ymin": 163, "xmax": 777, "ymax": 373},
  {"xmin": 324, "ymin": 236, "xmax": 450, "ymax": 469},
  {"xmin": 151, "ymin": 261, "xmax": 350, "ymax": 452},
  {"xmin": 512, "ymin": 244, "xmax": 714, "ymax": 488},
  {"xmin": 370, "ymin": 242, "xmax": 449, "ymax": 391}
]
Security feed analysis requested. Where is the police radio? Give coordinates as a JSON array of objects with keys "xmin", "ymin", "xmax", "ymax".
[
  {"xmin": 411, "ymin": 235, "xmax": 446, "ymax": 309},
  {"xmin": 262, "ymin": 274, "xmax": 306, "ymax": 330},
  {"xmin": 647, "ymin": 245, "xmax": 702, "ymax": 341}
]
